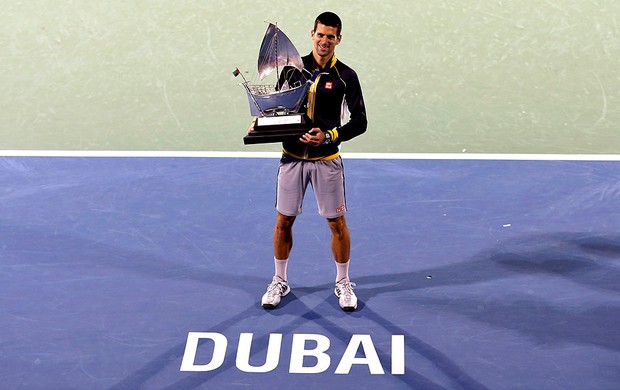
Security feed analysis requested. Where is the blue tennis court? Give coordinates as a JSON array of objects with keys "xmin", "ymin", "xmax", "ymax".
[{"xmin": 1, "ymin": 155, "xmax": 619, "ymax": 389}]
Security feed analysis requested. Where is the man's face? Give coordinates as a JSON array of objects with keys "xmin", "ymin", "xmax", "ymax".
[{"xmin": 311, "ymin": 23, "xmax": 341, "ymax": 59}]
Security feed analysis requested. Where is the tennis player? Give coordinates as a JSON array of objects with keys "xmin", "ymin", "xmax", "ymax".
[{"xmin": 260, "ymin": 12, "xmax": 368, "ymax": 311}]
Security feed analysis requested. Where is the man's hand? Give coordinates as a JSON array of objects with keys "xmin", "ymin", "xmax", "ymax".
[
  {"xmin": 246, "ymin": 118, "xmax": 257, "ymax": 135},
  {"xmin": 300, "ymin": 128, "xmax": 325, "ymax": 146}
]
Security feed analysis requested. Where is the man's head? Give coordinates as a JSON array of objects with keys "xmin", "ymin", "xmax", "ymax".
[
  {"xmin": 313, "ymin": 11, "xmax": 342, "ymax": 36},
  {"xmin": 311, "ymin": 12, "xmax": 342, "ymax": 61}
]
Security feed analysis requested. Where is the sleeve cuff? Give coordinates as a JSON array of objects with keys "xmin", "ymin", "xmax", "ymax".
[{"xmin": 328, "ymin": 128, "xmax": 339, "ymax": 143}]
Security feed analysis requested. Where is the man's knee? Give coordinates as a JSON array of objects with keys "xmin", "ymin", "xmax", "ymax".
[
  {"xmin": 275, "ymin": 213, "xmax": 296, "ymax": 233},
  {"xmin": 327, "ymin": 216, "xmax": 348, "ymax": 235}
]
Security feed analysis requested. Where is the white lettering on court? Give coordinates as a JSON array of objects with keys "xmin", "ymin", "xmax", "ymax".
[
  {"xmin": 236, "ymin": 333, "xmax": 282, "ymax": 373},
  {"xmin": 180, "ymin": 332, "xmax": 227, "ymax": 372},
  {"xmin": 289, "ymin": 333, "xmax": 331, "ymax": 374},
  {"xmin": 180, "ymin": 332, "xmax": 405, "ymax": 375}
]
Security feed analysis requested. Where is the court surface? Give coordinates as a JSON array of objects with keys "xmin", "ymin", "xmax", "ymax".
[{"xmin": 1, "ymin": 154, "xmax": 619, "ymax": 389}]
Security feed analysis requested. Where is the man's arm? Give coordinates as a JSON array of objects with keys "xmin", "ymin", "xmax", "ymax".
[{"xmin": 330, "ymin": 70, "xmax": 367, "ymax": 143}]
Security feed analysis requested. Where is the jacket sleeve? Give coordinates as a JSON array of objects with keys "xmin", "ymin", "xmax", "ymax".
[{"xmin": 332, "ymin": 70, "xmax": 367, "ymax": 143}]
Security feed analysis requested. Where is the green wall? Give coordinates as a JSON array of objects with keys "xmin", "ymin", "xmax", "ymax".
[{"xmin": 1, "ymin": 0, "xmax": 618, "ymax": 153}]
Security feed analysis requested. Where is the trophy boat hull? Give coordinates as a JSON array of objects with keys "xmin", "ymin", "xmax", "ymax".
[{"xmin": 245, "ymin": 81, "xmax": 310, "ymax": 117}]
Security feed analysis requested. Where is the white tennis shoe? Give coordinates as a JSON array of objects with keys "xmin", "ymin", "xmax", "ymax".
[
  {"xmin": 261, "ymin": 275, "xmax": 290, "ymax": 309},
  {"xmin": 335, "ymin": 278, "xmax": 357, "ymax": 311}
]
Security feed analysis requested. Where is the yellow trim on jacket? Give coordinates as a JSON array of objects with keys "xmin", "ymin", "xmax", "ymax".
[{"xmin": 282, "ymin": 148, "xmax": 340, "ymax": 161}]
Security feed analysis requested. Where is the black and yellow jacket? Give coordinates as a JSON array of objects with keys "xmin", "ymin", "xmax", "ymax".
[{"xmin": 279, "ymin": 53, "xmax": 367, "ymax": 160}]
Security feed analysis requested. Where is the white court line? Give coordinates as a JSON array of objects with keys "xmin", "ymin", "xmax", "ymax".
[{"xmin": 1, "ymin": 150, "xmax": 620, "ymax": 161}]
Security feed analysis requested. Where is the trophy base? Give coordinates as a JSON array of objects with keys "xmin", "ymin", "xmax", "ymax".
[{"xmin": 243, "ymin": 114, "xmax": 311, "ymax": 145}]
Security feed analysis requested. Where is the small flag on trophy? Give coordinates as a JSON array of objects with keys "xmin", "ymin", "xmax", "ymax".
[{"xmin": 232, "ymin": 68, "xmax": 241, "ymax": 77}]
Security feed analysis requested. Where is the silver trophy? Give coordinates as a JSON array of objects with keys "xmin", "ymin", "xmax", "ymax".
[{"xmin": 235, "ymin": 23, "xmax": 312, "ymax": 144}]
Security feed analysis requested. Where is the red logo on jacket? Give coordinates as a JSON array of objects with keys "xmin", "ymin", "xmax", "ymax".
[{"xmin": 325, "ymin": 82, "xmax": 333, "ymax": 90}]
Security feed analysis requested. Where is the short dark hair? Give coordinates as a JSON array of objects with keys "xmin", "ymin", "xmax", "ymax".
[{"xmin": 314, "ymin": 12, "xmax": 342, "ymax": 36}]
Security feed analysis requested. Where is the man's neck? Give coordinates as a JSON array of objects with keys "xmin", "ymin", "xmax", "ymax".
[{"xmin": 312, "ymin": 52, "xmax": 333, "ymax": 70}]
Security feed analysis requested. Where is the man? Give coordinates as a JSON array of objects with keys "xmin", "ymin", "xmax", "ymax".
[{"xmin": 260, "ymin": 11, "xmax": 367, "ymax": 311}]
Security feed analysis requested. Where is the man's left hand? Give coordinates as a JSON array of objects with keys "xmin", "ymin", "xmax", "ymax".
[{"xmin": 300, "ymin": 128, "xmax": 325, "ymax": 146}]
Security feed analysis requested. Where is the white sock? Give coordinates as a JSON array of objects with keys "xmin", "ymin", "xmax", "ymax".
[
  {"xmin": 275, "ymin": 257, "xmax": 288, "ymax": 281},
  {"xmin": 335, "ymin": 260, "xmax": 350, "ymax": 282}
]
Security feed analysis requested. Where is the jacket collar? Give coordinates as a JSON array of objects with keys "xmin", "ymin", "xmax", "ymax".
[{"xmin": 305, "ymin": 52, "xmax": 337, "ymax": 71}]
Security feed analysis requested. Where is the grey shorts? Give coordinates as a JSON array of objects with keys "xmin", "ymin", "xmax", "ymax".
[{"xmin": 276, "ymin": 155, "xmax": 347, "ymax": 219}]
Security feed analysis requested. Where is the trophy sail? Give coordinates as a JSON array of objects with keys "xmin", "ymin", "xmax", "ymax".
[{"xmin": 258, "ymin": 23, "xmax": 304, "ymax": 80}]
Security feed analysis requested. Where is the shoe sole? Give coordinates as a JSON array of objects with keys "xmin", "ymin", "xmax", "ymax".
[{"xmin": 261, "ymin": 285, "xmax": 291, "ymax": 309}]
